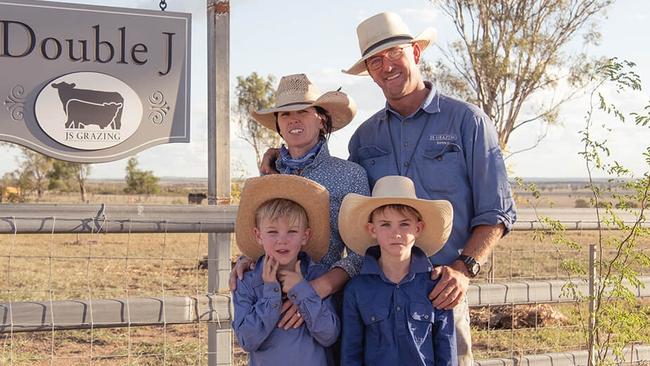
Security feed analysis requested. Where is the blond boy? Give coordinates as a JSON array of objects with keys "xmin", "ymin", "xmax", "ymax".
[{"xmin": 232, "ymin": 175, "xmax": 339, "ymax": 366}]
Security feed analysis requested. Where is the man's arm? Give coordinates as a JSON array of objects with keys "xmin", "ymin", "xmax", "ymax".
[{"xmin": 429, "ymin": 223, "xmax": 504, "ymax": 309}]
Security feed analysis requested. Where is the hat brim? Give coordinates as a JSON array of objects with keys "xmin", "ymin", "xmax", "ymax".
[
  {"xmin": 343, "ymin": 28, "xmax": 437, "ymax": 76},
  {"xmin": 235, "ymin": 175, "xmax": 330, "ymax": 261},
  {"xmin": 338, "ymin": 193, "xmax": 452, "ymax": 257},
  {"xmin": 251, "ymin": 91, "xmax": 357, "ymax": 133}
]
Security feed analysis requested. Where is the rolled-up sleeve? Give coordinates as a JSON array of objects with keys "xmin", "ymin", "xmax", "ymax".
[{"xmin": 463, "ymin": 112, "xmax": 517, "ymax": 233}]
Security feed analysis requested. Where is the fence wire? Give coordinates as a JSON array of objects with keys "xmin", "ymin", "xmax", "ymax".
[
  {"xmin": 0, "ymin": 212, "xmax": 648, "ymax": 365},
  {"xmin": 0, "ymin": 214, "xmax": 222, "ymax": 365}
]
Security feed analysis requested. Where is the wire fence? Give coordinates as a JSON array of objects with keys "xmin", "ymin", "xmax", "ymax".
[{"xmin": 0, "ymin": 205, "xmax": 648, "ymax": 365}]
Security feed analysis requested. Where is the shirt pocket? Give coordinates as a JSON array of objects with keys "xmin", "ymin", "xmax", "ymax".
[
  {"xmin": 358, "ymin": 304, "xmax": 390, "ymax": 360},
  {"xmin": 420, "ymin": 143, "xmax": 464, "ymax": 194},
  {"xmin": 356, "ymin": 145, "xmax": 392, "ymax": 186},
  {"xmin": 408, "ymin": 302, "xmax": 435, "ymax": 348}
]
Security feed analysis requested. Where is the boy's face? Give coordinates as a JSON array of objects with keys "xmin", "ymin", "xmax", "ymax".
[
  {"xmin": 366, "ymin": 207, "xmax": 423, "ymax": 259},
  {"xmin": 253, "ymin": 216, "xmax": 311, "ymax": 266}
]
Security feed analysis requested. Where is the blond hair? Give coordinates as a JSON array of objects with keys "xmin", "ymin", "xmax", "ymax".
[
  {"xmin": 369, "ymin": 204, "xmax": 422, "ymax": 222},
  {"xmin": 255, "ymin": 198, "xmax": 309, "ymax": 228}
]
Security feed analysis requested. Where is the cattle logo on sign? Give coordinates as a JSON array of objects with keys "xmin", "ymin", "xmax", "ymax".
[{"xmin": 35, "ymin": 72, "xmax": 143, "ymax": 151}]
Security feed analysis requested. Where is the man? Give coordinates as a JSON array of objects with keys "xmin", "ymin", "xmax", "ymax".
[{"xmin": 342, "ymin": 12, "xmax": 517, "ymax": 365}]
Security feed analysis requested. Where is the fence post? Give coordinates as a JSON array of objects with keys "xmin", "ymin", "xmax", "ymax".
[
  {"xmin": 208, "ymin": 1, "xmax": 232, "ymax": 365},
  {"xmin": 588, "ymin": 243, "xmax": 597, "ymax": 366}
]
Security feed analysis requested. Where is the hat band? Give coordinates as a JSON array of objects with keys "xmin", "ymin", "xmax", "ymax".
[
  {"xmin": 362, "ymin": 35, "xmax": 414, "ymax": 57},
  {"xmin": 276, "ymin": 101, "xmax": 314, "ymax": 109}
]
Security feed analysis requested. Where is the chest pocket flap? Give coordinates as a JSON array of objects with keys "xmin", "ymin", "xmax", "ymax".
[
  {"xmin": 359, "ymin": 304, "xmax": 390, "ymax": 325},
  {"xmin": 357, "ymin": 145, "xmax": 390, "ymax": 160},
  {"xmin": 409, "ymin": 302, "xmax": 435, "ymax": 323},
  {"xmin": 422, "ymin": 142, "xmax": 461, "ymax": 161}
]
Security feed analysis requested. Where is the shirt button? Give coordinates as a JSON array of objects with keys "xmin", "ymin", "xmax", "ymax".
[
  {"xmin": 424, "ymin": 314, "xmax": 429, "ymax": 319},
  {"xmin": 370, "ymin": 160, "xmax": 376, "ymax": 165},
  {"xmin": 290, "ymin": 294, "xmax": 297, "ymax": 300},
  {"xmin": 403, "ymin": 162, "xmax": 409, "ymax": 167},
  {"xmin": 396, "ymin": 285, "xmax": 400, "ymax": 289},
  {"xmin": 436, "ymin": 156, "xmax": 443, "ymax": 161},
  {"xmin": 396, "ymin": 306, "xmax": 401, "ymax": 311},
  {"xmin": 273, "ymin": 287, "xmax": 279, "ymax": 292},
  {"xmin": 370, "ymin": 316, "xmax": 376, "ymax": 321},
  {"xmin": 403, "ymin": 142, "xmax": 408, "ymax": 147}
]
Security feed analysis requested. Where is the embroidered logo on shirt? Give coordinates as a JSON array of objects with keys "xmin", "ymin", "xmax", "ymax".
[{"xmin": 429, "ymin": 134, "xmax": 457, "ymax": 145}]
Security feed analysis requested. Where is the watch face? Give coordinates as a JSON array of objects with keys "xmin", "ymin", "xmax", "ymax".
[{"xmin": 470, "ymin": 263, "xmax": 480, "ymax": 276}]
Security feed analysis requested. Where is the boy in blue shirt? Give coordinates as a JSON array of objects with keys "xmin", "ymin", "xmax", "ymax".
[
  {"xmin": 339, "ymin": 175, "xmax": 457, "ymax": 366},
  {"xmin": 232, "ymin": 175, "xmax": 340, "ymax": 366}
]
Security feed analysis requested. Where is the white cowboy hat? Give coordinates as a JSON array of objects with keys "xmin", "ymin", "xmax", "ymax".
[
  {"xmin": 343, "ymin": 12, "xmax": 437, "ymax": 76},
  {"xmin": 338, "ymin": 176, "xmax": 452, "ymax": 257},
  {"xmin": 235, "ymin": 174, "xmax": 330, "ymax": 261},
  {"xmin": 251, "ymin": 73, "xmax": 357, "ymax": 132}
]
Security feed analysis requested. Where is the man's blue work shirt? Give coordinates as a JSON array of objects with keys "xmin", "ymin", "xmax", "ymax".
[
  {"xmin": 232, "ymin": 252, "xmax": 340, "ymax": 366},
  {"xmin": 348, "ymin": 83, "xmax": 517, "ymax": 265},
  {"xmin": 341, "ymin": 246, "xmax": 457, "ymax": 366}
]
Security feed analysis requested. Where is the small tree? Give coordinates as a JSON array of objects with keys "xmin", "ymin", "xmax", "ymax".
[
  {"xmin": 532, "ymin": 59, "xmax": 650, "ymax": 365},
  {"xmin": 234, "ymin": 72, "xmax": 282, "ymax": 166},
  {"xmin": 47, "ymin": 160, "xmax": 92, "ymax": 202},
  {"xmin": 429, "ymin": 0, "xmax": 613, "ymax": 154},
  {"xmin": 124, "ymin": 157, "xmax": 160, "ymax": 195},
  {"xmin": 16, "ymin": 148, "xmax": 53, "ymax": 199}
]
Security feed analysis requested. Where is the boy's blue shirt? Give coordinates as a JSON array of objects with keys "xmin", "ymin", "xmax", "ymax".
[
  {"xmin": 232, "ymin": 251, "xmax": 340, "ymax": 366},
  {"xmin": 341, "ymin": 246, "xmax": 457, "ymax": 366}
]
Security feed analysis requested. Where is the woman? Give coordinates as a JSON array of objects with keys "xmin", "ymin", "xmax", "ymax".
[{"xmin": 230, "ymin": 73, "xmax": 370, "ymax": 329}]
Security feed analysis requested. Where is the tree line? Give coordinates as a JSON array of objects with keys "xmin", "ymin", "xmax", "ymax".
[{"xmin": 0, "ymin": 147, "xmax": 159, "ymax": 202}]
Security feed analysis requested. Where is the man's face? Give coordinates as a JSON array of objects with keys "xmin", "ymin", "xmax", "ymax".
[{"xmin": 366, "ymin": 43, "xmax": 423, "ymax": 102}]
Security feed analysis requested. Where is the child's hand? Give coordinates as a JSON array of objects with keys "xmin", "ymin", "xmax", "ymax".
[
  {"xmin": 262, "ymin": 255, "xmax": 279, "ymax": 284},
  {"xmin": 278, "ymin": 260, "xmax": 303, "ymax": 293}
]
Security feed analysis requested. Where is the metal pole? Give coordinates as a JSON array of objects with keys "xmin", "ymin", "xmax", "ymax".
[
  {"xmin": 207, "ymin": 1, "xmax": 231, "ymax": 365},
  {"xmin": 588, "ymin": 243, "xmax": 597, "ymax": 366}
]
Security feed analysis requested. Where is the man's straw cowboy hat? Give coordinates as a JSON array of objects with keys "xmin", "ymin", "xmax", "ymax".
[{"xmin": 344, "ymin": 11, "xmax": 437, "ymax": 75}]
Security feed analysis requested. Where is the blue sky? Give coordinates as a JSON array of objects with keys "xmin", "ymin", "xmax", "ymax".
[{"xmin": 1, "ymin": 0, "xmax": 649, "ymax": 180}]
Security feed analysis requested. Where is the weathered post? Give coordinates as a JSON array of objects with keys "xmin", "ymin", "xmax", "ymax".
[{"xmin": 207, "ymin": 1, "xmax": 231, "ymax": 365}]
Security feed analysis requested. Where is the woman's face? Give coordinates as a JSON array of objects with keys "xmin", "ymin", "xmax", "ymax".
[{"xmin": 277, "ymin": 107, "xmax": 324, "ymax": 156}]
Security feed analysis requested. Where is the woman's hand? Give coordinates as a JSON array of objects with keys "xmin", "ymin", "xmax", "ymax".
[
  {"xmin": 229, "ymin": 255, "xmax": 255, "ymax": 291},
  {"xmin": 277, "ymin": 300, "xmax": 304, "ymax": 329},
  {"xmin": 260, "ymin": 148, "xmax": 280, "ymax": 175}
]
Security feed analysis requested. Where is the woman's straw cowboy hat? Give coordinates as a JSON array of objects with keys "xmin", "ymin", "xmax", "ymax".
[
  {"xmin": 251, "ymin": 73, "xmax": 357, "ymax": 132},
  {"xmin": 338, "ymin": 176, "xmax": 452, "ymax": 257},
  {"xmin": 235, "ymin": 174, "xmax": 330, "ymax": 261},
  {"xmin": 344, "ymin": 11, "xmax": 437, "ymax": 75}
]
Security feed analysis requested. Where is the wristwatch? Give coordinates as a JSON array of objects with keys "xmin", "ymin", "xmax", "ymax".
[{"xmin": 457, "ymin": 255, "xmax": 480, "ymax": 278}]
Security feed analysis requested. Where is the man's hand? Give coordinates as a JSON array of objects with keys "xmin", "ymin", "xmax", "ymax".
[
  {"xmin": 277, "ymin": 300, "xmax": 304, "ymax": 329},
  {"xmin": 261, "ymin": 255, "xmax": 279, "ymax": 284},
  {"xmin": 278, "ymin": 260, "xmax": 303, "ymax": 293},
  {"xmin": 229, "ymin": 255, "xmax": 255, "ymax": 291},
  {"xmin": 260, "ymin": 148, "xmax": 280, "ymax": 175},
  {"xmin": 428, "ymin": 263, "xmax": 470, "ymax": 310}
]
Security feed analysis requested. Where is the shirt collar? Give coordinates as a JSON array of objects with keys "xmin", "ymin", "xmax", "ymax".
[
  {"xmin": 360, "ymin": 245, "xmax": 433, "ymax": 283},
  {"xmin": 275, "ymin": 140, "xmax": 331, "ymax": 173},
  {"xmin": 381, "ymin": 81, "xmax": 440, "ymax": 122}
]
